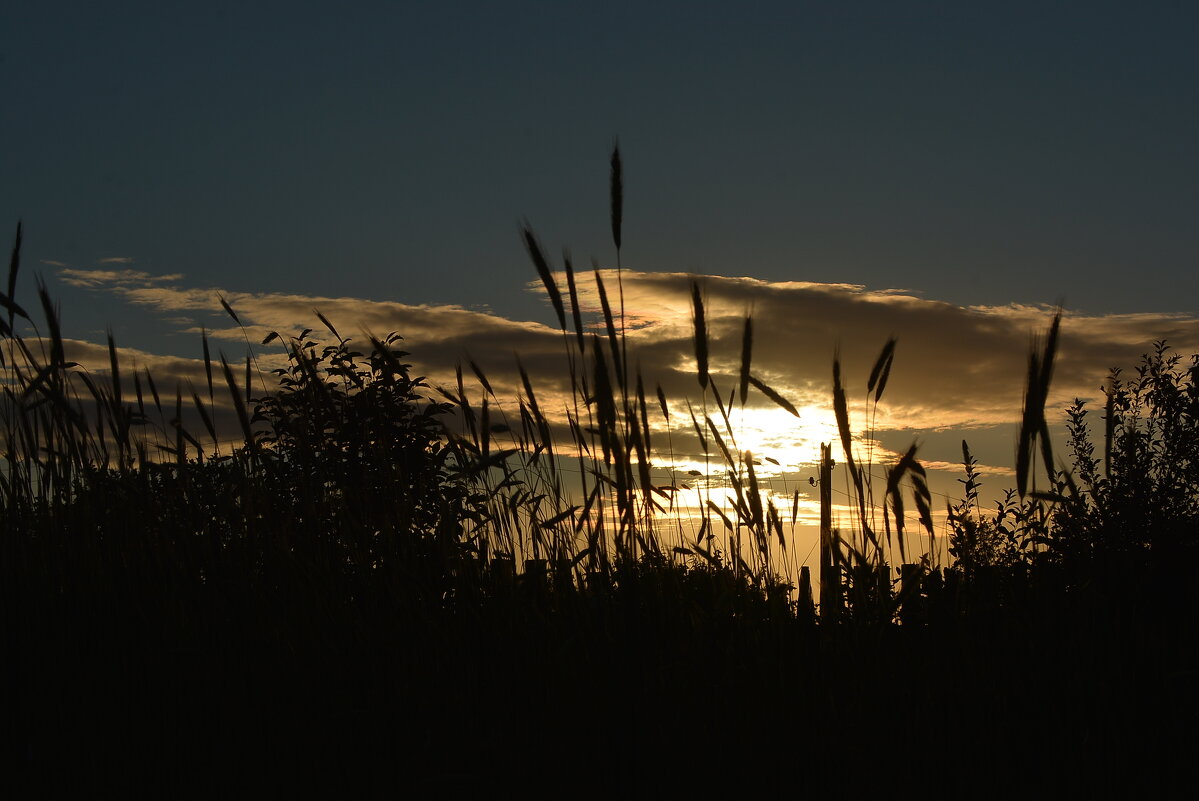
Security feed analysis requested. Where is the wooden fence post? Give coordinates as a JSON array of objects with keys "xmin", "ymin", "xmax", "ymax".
[{"xmin": 819, "ymin": 443, "xmax": 842, "ymax": 623}]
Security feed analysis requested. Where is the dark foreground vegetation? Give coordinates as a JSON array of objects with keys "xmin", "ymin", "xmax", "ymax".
[{"xmin": 6, "ymin": 158, "xmax": 1199, "ymax": 793}]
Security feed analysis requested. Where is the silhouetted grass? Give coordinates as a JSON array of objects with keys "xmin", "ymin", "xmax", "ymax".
[{"xmin": 5, "ymin": 147, "xmax": 1199, "ymax": 792}]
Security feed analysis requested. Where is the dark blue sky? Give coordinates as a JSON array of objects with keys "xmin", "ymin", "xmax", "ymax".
[{"xmin": 4, "ymin": 1, "xmax": 1198, "ymax": 352}]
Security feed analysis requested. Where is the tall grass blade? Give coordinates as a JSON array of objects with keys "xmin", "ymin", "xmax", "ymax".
[
  {"xmin": 36, "ymin": 279, "xmax": 65, "ymax": 367},
  {"xmin": 191, "ymin": 385, "xmax": 218, "ymax": 451},
  {"xmin": 172, "ymin": 389, "xmax": 186, "ymax": 467},
  {"xmin": 314, "ymin": 309, "xmax": 341, "ymax": 342},
  {"xmin": 748, "ymin": 375, "xmax": 800, "ymax": 418},
  {"xmin": 563, "ymin": 252, "xmax": 586, "ymax": 355},
  {"xmin": 469, "ymin": 360, "xmax": 495, "ymax": 397},
  {"xmin": 133, "ymin": 369, "xmax": 146, "ymax": 419},
  {"xmin": 705, "ymin": 416, "xmax": 735, "ymax": 467},
  {"xmin": 687, "ymin": 401, "xmax": 708, "ymax": 453},
  {"xmin": 107, "ymin": 331, "xmax": 122, "ymax": 408},
  {"xmin": 610, "ymin": 141, "xmax": 622, "ymax": 254},
  {"xmin": 738, "ymin": 317, "xmax": 753, "ymax": 406},
  {"xmin": 523, "ymin": 225, "xmax": 566, "ymax": 331},
  {"xmin": 867, "ymin": 337, "xmax": 897, "ymax": 403},
  {"xmin": 221, "ymin": 354, "xmax": 255, "ymax": 453},
  {"xmin": 218, "ymin": 293, "xmax": 241, "ymax": 325},
  {"xmin": 6, "ymin": 221, "xmax": 20, "ymax": 331},
  {"xmin": 201, "ymin": 328, "xmax": 214, "ymax": 404},
  {"xmin": 832, "ymin": 354, "xmax": 858, "ymax": 486},
  {"xmin": 1016, "ymin": 310, "xmax": 1061, "ymax": 497},
  {"xmin": 691, "ymin": 282, "xmax": 708, "ymax": 391},
  {"xmin": 0, "ymin": 294, "xmax": 29, "ymax": 329},
  {"xmin": 594, "ymin": 271, "xmax": 622, "ymax": 380},
  {"xmin": 745, "ymin": 451, "xmax": 766, "ymax": 557}
]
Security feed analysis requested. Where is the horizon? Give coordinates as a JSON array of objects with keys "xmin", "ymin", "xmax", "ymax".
[{"xmin": 11, "ymin": 251, "xmax": 1199, "ymax": 571}]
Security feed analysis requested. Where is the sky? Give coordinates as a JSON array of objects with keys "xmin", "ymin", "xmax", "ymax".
[{"xmin": 5, "ymin": 1, "xmax": 1199, "ymax": 559}]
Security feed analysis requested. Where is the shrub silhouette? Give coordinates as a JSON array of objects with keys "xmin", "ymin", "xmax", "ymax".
[
  {"xmin": 1056, "ymin": 343, "xmax": 1199, "ymax": 553},
  {"xmin": 253, "ymin": 329, "xmax": 474, "ymax": 537},
  {"xmin": 237, "ymin": 327, "xmax": 494, "ymax": 605},
  {"xmin": 945, "ymin": 340, "xmax": 1199, "ymax": 617},
  {"xmin": 1043, "ymin": 342, "xmax": 1199, "ymax": 610}
]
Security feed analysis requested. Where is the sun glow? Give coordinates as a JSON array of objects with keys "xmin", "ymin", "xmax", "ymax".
[
  {"xmin": 639, "ymin": 400, "xmax": 927, "ymax": 567},
  {"xmin": 642, "ymin": 404, "xmax": 845, "ymax": 544},
  {"xmin": 655, "ymin": 403, "xmax": 843, "ymax": 478}
]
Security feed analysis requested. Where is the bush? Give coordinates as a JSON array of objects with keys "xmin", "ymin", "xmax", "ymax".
[
  {"xmin": 251, "ymin": 327, "xmax": 483, "ymax": 550},
  {"xmin": 1051, "ymin": 341, "xmax": 1199, "ymax": 566}
]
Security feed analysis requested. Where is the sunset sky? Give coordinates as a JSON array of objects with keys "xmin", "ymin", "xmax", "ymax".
[{"xmin": 5, "ymin": 2, "xmax": 1199, "ymax": 552}]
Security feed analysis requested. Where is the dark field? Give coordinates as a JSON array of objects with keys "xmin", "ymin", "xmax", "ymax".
[{"xmin": 7, "ymin": 168, "xmax": 1199, "ymax": 793}]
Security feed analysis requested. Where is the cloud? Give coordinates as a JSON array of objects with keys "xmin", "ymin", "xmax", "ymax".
[
  {"xmin": 59, "ymin": 268, "xmax": 184, "ymax": 288},
  {"xmin": 59, "ymin": 337, "xmax": 215, "ymax": 391},
  {"xmin": 919, "ymin": 460, "xmax": 1015, "ymax": 478},
  {"xmin": 2, "ymin": 337, "xmax": 242, "ymax": 455},
  {"xmin": 55, "ymin": 266, "xmax": 1199, "ymax": 478},
  {"xmin": 581, "ymin": 270, "xmax": 1199, "ymax": 415},
  {"xmin": 97, "ymin": 256, "xmax": 135, "ymax": 264}
]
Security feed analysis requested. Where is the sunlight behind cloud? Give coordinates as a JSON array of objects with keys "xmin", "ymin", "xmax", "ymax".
[
  {"xmin": 657, "ymin": 403, "xmax": 842, "ymax": 476},
  {"xmin": 52, "ymin": 263, "xmax": 1199, "ymax": 491}
]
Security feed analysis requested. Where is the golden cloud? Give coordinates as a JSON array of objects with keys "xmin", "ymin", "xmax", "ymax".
[{"xmin": 55, "ymin": 267, "xmax": 1199, "ymax": 481}]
